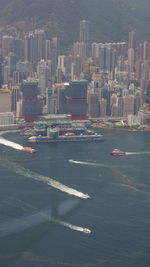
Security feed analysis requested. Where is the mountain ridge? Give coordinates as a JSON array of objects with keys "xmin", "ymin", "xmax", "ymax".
[{"xmin": 0, "ymin": 0, "xmax": 149, "ymax": 45}]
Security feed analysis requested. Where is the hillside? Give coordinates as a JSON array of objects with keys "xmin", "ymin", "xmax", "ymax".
[{"xmin": 0, "ymin": 0, "xmax": 149, "ymax": 45}]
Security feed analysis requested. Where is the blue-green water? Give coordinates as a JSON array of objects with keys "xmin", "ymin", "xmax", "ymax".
[{"xmin": 1, "ymin": 129, "xmax": 150, "ymax": 266}]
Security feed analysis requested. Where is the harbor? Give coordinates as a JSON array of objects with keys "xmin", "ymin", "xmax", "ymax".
[
  {"xmin": 27, "ymin": 122, "xmax": 104, "ymax": 143},
  {"xmin": 28, "ymin": 133, "xmax": 104, "ymax": 143}
]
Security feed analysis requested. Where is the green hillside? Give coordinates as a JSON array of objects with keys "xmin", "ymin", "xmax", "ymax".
[{"xmin": 0, "ymin": 0, "xmax": 149, "ymax": 45}]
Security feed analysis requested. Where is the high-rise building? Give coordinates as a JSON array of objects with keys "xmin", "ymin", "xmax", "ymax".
[
  {"xmin": 100, "ymin": 98, "xmax": 107, "ymax": 116},
  {"xmin": 128, "ymin": 31, "xmax": 136, "ymax": 50},
  {"xmin": 128, "ymin": 48, "xmax": 135, "ymax": 73},
  {"xmin": 21, "ymin": 78, "xmax": 42, "ymax": 122},
  {"xmin": 73, "ymin": 41, "xmax": 87, "ymax": 61},
  {"xmin": 45, "ymin": 40, "xmax": 51, "ymax": 61},
  {"xmin": 24, "ymin": 32, "xmax": 35, "ymax": 65},
  {"xmin": 24, "ymin": 30, "xmax": 46, "ymax": 69},
  {"xmin": 71, "ymin": 63, "xmax": 76, "ymax": 81},
  {"xmin": 134, "ymin": 91, "xmax": 143, "ymax": 115},
  {"xmin": 79, "ymin": 20, "xmax": 90, "ymax": 57},
  {"xmin": 13, "ymin": 71, "xmax": 21, "ymax": 85},
  {"xmin": 91, "ymin": 42, "xmax": 100, "ymax": 59},
  {"xmin": 73, "ymin": 56, "xmax": 82, "ymax": 78},
  {"xmin": 14, "ymin": 38, "xmax": 23, "ymax": 62},
  {"xmin": 117, "ymin": 96, "xmax": 124, "ymax": 117},
  {"xmin": 123, "ymin": 95, "xmax": 135, "ymax": 116},
  {"xmin": 46, "ymin": 88, "xmax": 53, "ymax": 114},
  {"xmin": 135, "ymin": 60, "xmax": 142, "ymax": 80},
  {"xmin": 115, "ymin": 42, "xmax": 127, "ymax": 57},
  {"xmin": 3, "ymin": 65, "xmax": 9, "ymax": 85},
  {"xmin": 99, "ymin": 46, "xmax": 106, "ymax": 71},
  {"xmin": 99, "ymin": 45, "xmax": 117, "ymax": 75},
  {"xmin": 59, "ymin": 80, "xmax": 88, "ymax": 120},
  {"xmin": 0, "ymin": 87, "xmax": 12, "ymax": 112},
  {"xmin": 65, "ymin": 55, "xmax": 73, "ymax": 77},
  {"xmin": 140, "ymin": 60, "xmax": 150, "ymax": 80},
  {"xmin": 2, "ymin": 35, "xmax": 14, "ymax": 57},
  {"xmin": 128, "ymin": 31, "xmax": 136, "ymax": 75},
  {"xmin": 88, "ymin": 93, "xmax": 100, "ymax": 117},
  {"xmin": 91, "ymin": 42, "xmax": 127, "ymax": 60},
  {"xmin": 51, "ymin": 37, "xmax": 60, "ymax": 76},
  {"xmin": 8, "ymin": 52, "xmax": 16, "ymax": 77},
  {"xmin": 34, "ymin": 29, "xmax": 46, "ymax": 62},
  {"xmin": 37, "ymin": 59, "xmax": 52, "ymax": 95},
  {"xmin": 58, "ymin": 55, "xmax": 66, "ymax": 75},
  {"xmin": 137, "ymin": 43, "xmax": 144, "ymax": 60},
  {"xmin": 105, "ymin": 47, "xmax": 117, "ymax": 74},
  {"xmin": 80, "ymin": 20, "xmax": 89, "ymax": 43},
  {"xmin": 11, "ymin": 86, "xmax": 20, "ymax": 112},
  {"xmin": 143, "ymin": 41, "xmax": 150, "ymax": 60}
]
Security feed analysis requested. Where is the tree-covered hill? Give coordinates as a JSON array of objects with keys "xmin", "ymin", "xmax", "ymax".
[{"xmin": 0, "ymin": 0, "xmax": 149, "ymax": 45}]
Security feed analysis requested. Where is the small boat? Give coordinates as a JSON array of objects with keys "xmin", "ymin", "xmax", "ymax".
[
  {"xmin": 110, "ymin": 149, "xmax": 126, "ymax": 156},
  {"xmin": 22, "ymin": 147, "xmax": 36, "ymax": 153}
]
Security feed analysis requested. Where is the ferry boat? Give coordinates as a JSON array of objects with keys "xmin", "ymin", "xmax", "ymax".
[{"xmin": 110, "ymin": 149, "xmax": 126, "ymax": 156}]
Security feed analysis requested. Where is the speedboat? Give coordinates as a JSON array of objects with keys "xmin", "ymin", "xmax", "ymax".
[
  {"xmin": 110, "ymin": 149, "xmax": 126, "ymax": 156},
  {"xmin": 22, "ymin": 147, "xmax": 36, "ymax": 153}
]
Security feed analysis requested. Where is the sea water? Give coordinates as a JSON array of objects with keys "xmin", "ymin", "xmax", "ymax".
[{"xmin": 0, "ymin": 129, "xmax": 150, "ymax": 266}]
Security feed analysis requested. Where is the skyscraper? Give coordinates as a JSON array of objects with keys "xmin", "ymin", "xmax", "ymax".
[
  {"xmin": 143, "ymin": 41, "xmax": 150, "ymax": 60},
  {"xmin": 24, "ymin": 32, "xmax": 35, "ymax": 65},
  {"xmin": 79, "ymin": 20, "xmax": 90, "ymax": 57},
  {"xmin": 2, "ymin": 35, "xmax": 14, "ymax": 57},
  {"xmin": 21, "ymin": 78, "xmax": 42, "ymax": 122},
  {"xmin": 80, "ymin": 20, "xmax": 89, "ymax": 43},
  {"xmin": 8, "ymin": 52, "xmax": 16, "ymax": 78},
  {"xmin": 88, "ymin": 92, "xmax": 100, "ymax": 117},
  {"xmin": 45, "ymin": 40, "xmax": 51, "ymax": 61},
  {"xmin": 73, "ymin": 41, "xmax": 87, "ymax": 61},
  {"xmin": 51, "ymin": 37, "xmax": 60, "ymax": 76},
  {"xmin": 11, "ymin": 86, "xmax": 20, "ymax": 112},
  {"xmin": 128, "ymin": 31, "xmax": 136, "ymax": 50},
  {"xmin": 99, "ymin": 46, "xmax": 106, "ymax": 71},
  {"xmin": 14, "ymin": 38, "xmax": 23, "ymax": 62},
  {"xmin": 37, "ymin": 59, "xmax": 52, "ymax": 95},
  {"xmin": 128, "ymin": 48, "xmax": 135, "ymax": 73},
  {"xmin": 59, "ymin": 80, "xmax": 88, "ymax": 120},
  {"xmin": 34, "ymin": 29, "xmax": 46, "ymax": 63},
  {"xmin": 128, "ymin": 31, "xmax": 136, "ymax": 75},
  {"xmin": 0, "ymin": 87, "xmax": 12, "ymax": 112}
]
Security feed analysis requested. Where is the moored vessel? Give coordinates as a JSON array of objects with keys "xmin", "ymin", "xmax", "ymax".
[{"xmin": 28, "ymin": 134, "xmax": 104, "ymax": 143}]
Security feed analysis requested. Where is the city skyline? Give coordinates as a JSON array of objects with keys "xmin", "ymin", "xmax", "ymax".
[{"xmin": 0, "ymin": 19, "xmax": 150, "ymax": 126}]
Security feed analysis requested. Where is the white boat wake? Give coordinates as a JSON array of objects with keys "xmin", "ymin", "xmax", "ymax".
[
  {"xmin": 52, "ymin": 218, "xmax": 91, "ymax": 234},
  {"xmin": 69, "ymin": 159, "xmax": 116, "ymax": 169},
  {"xmin": 0, "ymin": 159, "xmax": 90, "ymax": 199},
  {"xmin": 69, "ymin": 159, "xmax": 100, "ymax": 166},
  {"xmin": 126, "ymin": 152, "xmax": 150, "ymax": 155},
  {"xmin": 0, "ymin": 137, "xmax": 23, "ymax": 151}
]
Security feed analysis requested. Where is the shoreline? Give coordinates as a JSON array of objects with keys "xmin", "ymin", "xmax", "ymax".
[{"xmin": 91, "ymin": 123, "xmax": 150, "ymax": 132}]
